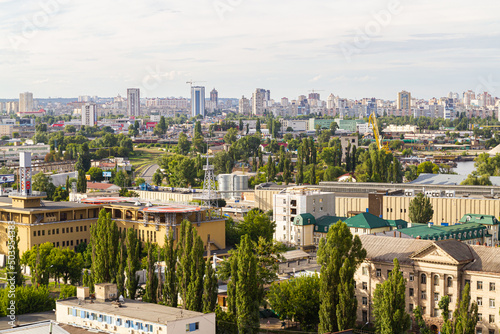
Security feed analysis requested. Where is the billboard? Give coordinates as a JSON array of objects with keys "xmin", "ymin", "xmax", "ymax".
[
  {"xmin": 0, "ymin": 174, "xmax": 15, "ymax": 184},
  {"xmin": 103, "ymin": 171, "xmax": 112, "ymax": 177}
]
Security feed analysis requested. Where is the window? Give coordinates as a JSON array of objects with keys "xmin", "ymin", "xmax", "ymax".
[
  {"xmin": 421, "ymin": 274, "xmax": 427, "ymax": 284},
  {"xmin": 409, "ymin": 273, "xmax": 414, "ymax": 282},
  {"xmin": 434, "ymin": 309, "xmax": 440, "ymax": 317},
  {"xmin": 448, "ymin": 295, "xmax": 452, "ymax": 303},
  {"xmin": 489, "ymin": 314, "xmax": 495, "ymax": 323},
  {"xmin": 489, "ymin": 298, "xmax": 495, "ymax": 308},
  {"xmin": 409, "ymin": 288, "xmax": 414, "ymax": 297},
  {"xmin": 48, "ymin": 230, "xmax": 51, "ymax": 235},
  {"xmin": 478, "ymin": 313, "xmax": 482, "ymax": 321},
  {"xmin": 489, "ymin": 330, "xmax": 494, "ymax": 334},
  {"xmin": 409, "ymin": 303, "xmax": 413, "ymax": 312},
  {"xmin": 42, "ymin": 230, "xmax": 45, "ymax": 236},
  {"xmin": 84, "ymin": 226, "xmax": 87, "ymax": 231},
  {"xmin": 421, "ymin": 291, "xmax": 427, "ymax": 300},
  {"xmin": 476, "ymin": 328, "xmax": 482, "ymax": 334},
  {"xmin": 362, "ymin": 267, "xmax": 368, "ymax": 276},
  {"xmin": 447, "ymin": 276, "xmax": 453, "ymax": 287},
  {"xmin": 362, "ymin": 282, "xmax": 367, "ymax": 290},
  {"xmin": 70, "ymin": 227, "xmax": 73, "ymax": 233},
  {"xmin": 37, "ymin": 230, "xmax": 40, "ymax": 236},
  {"xmin": 282, "ymin": 199, "xmax": 286, "ymax": 204},
  {"xmin": 434, "ymin": 275, "xmax": 439, "ymax": 286},
  {"xmin": 477, "ymin": 281, "xmax": 483, "ymax": 290},
  {"xmin": 186, "ymin": 322, "xmax": 200, "ymax": 332},
  {"xmin": 376, "ymin": 269, "xmax": 381, "ymax": 277},
  {"xmin": 362, "ymin": 297, "xmax": 367, "ymax": 305},
  {"xmin": 76, "ymin": 226, "xmax": 79, "ymax": 232},
  {"xmin": 62, "ymin": 228, "xmax": 65, "ymax": 234},
  {"xmin": 477, "ymin": 297, "xmax": 482, "ymax": 306},
  {"xmin": 434, "ymin": 293, "xmax": 439, "ymax": 302},
  {"xmin": 283, "ymin": 208, "xmax": 286, "ymax": 213},
  {"xmin": 362, "ymin": 310, "xmax": 368, "ymax": 323},
  {"xmin": 490, "ymin": 282, "xmax": 495, "ymax": 291},
  {"xmin": 33, "ymin": 231, "xmax": 36, "ymax": 237}
]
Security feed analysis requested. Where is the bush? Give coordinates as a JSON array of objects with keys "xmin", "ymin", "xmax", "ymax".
[
  {"xmin": 59, "ymin": 285, "xmax": 77, "ymax": 300},
  {"xmin": 0, "ymin": 286, "xmax": 55, "ymax": 316}
]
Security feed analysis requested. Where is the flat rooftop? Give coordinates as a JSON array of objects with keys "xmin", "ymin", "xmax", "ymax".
[
  {"xmin": 0, "ymin": 197, "xmax": 98, "ymax": 212},
  {"xmin": 57, "ymin": 298, "xmax": 206, "ymax": 324}
]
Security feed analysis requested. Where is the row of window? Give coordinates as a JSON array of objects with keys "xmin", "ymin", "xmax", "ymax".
[
  {"xmin": 33, "ymin": 225, "xmax": 88, "ymax": 237},
  {"xmin": 476, "ymin": 328, "xmax": 497, "ymax": 334},
  {"xmin": 68, "ymin": 308, "xmax": 156, "ymax": 332},
  {"xmin": 477, "ymin": 297, "xmax": 496, "ymax": 308}
]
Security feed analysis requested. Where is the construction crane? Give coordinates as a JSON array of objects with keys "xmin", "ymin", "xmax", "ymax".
[
  {"xmin": 186, "ymin": 80, "xmax": 206, "ymax": 87},
  {"xmin": 368, "ymin": 112, "xmax": 390, "ymax": 152}
]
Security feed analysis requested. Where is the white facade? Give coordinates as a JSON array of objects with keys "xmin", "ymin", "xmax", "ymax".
[
  {"xmin": 218, "ymin": 174, "xmax": 248, "ymax": 199},
  {"xmin": 280, "ymin": 119, "xmax": 307, "ymax": 132},
  {"xmin": 191, "ymin": 86, "xmax": 206, "ymax": 117},
  {"xmin": 81, "ymin": 103, "xmax": 97, "ymax": 126},
  {"xmin": 239, "ymin": 96, "xmax": 250, "ymax": 114},
  {"xmin": 127, "ymin": 88, "xmax": 141, "ymax": 116},
  {"xmin": 19, "ymin": 92, "xmax": 33, "ymax": 113},
  {"xmin": 252, "ymin": 88, "xmax": 266, "ymax": 116},
  {"xmin": 273, "ymin": 187, "xmax": 335, "ymax": 245}
]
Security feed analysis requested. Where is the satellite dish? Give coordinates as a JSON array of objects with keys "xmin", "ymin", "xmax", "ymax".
[
  {"xmin": 146, "ymin": 202, "xmax": 153, "ymax": 207},
  {"xmin": 134, "ymin": 201, "xmax": 142, "ymax": 206}
]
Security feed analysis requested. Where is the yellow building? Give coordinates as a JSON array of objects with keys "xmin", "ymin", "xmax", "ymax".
[{"xmin": 0, "ymin": 194, "xmax": 226, "ymax": 258}]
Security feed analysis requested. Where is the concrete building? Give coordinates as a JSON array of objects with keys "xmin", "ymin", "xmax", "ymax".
[
  {"xmin": 191, "ymin": 86, "xmax": 206, "ymax": 117},
  {"xmin": 127, "ymin": 88, "xmax": 140, "ymax": 116},
  {"xmin": 81, "ymin": 103, "xmax": 97, "ymax": 126},
  {"xmin": 279, "ymin": 119, "xmax": 307, "ymax": 132},
  {"xmin": 19, "ymin": 92, "xmax": 33, "ymax": 113},
  {"xmin": 210, "ymin": 88, "xmax": 218, "ymax": 106},
  {"xmin": 397, "ymin": 90, "xmax": 412, "ymax": 112},
  {"xmin": 239, "ymin": 95, "xmax": 250, "ymax": 114},
  {"xmin": 273, "ymin": 186, "xmax": 335, "ymax": 247},
  {"xmin": 355, "ymin": 234, "xmax": 500, "ymax": 333},
  {"xmin": 217, "ymin": 174, "xmax": 248, "ymax": 200},
  {"xmin": 6, "ymin": 101, "xmax": 18, "ymax": 113},
  {"xmin": 340, "ymin": 135, "xmax": 358, "ymax": 162},
  {"xmin": 252, "ymin": 88, "xmax": 267, "ymax": 116},
  {"xmin": 56, "ymin": 284, "xmax": 215, "ymax": 334}
]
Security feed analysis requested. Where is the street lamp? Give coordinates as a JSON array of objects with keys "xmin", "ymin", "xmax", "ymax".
[{"xmin": 361, "ymin": 322, "xmax": 369, "ymax": 330}]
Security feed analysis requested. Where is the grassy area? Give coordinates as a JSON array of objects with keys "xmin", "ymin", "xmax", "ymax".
[{"xmin": 130, "ymin": 147, "xmax": 167, "ymax": 173}]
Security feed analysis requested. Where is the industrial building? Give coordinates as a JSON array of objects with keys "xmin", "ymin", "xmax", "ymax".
[{"xmin": 217, "ymin": 174, "xmax": 248, "ymax": 200}]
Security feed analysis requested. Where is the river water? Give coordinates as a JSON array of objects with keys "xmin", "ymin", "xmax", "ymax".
[{"xmin": 452, "ymin": 161, "xmax": 476, "ymax": 176}]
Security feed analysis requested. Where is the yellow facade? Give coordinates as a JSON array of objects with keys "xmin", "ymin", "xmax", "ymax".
[{"xmin": 335, "ymin": 196, "xmax": 369, "ymax": 217}]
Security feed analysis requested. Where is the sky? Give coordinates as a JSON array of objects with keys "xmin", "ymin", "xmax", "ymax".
[{"xmin": 1, "ymin": 0, "xmax": 500, "ymax": 101}]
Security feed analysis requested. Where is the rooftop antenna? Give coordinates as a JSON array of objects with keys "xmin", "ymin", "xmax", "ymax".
[{"xmin": 194, "ymin": 144, "xmax": 219, "ymax": 218}]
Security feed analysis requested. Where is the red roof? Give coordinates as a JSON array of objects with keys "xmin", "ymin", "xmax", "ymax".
[
  {"xmin": 86, "ymin": 182, "xmax": 119, "ymax": 190},
  {"xmin": 51, "ymin": 123, "xmax": 64, "ymax": 127},
  {"xmin": 146, "ymin": 122, "xmax": 157, "ymax": 128}
]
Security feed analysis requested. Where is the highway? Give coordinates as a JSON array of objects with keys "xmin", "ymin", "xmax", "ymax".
[{"xmin": 140, "ymin": 164, "xmax": 160, "ymax": 183}]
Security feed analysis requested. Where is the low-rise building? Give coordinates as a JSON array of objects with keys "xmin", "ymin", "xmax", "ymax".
[
  {"xmin": 56, "ymin": 284, "xmax": 215, "ymax": 334},
  {"xmin": 356, "ymin": 235, "xmax": 500, "ymax": 334}
]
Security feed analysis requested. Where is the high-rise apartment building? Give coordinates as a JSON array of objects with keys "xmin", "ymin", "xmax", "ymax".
[
  {"xmin": 127, "ymin": 88, "xmax": 140, "ymax": 116},
  {"xmin": 239, "ymin": 95, "xmax": 250, "ymax": 114},
  {"xmin": 81, "ymin": 103, "xmax": 97, "ymax": 126},
  {"xmin": 19, "ymin": 92, "xmax": 33, "ymax": 113},
  {"xmin": 191, "ymin": 86, "xmax": 205, "ymax": 117},
  {"xmin": 397, "ymin": 90, "xmax": 411, "ymax": 111},
  {"xmin": 308, "ymin": 92, "xmax": 320, "ymax": 101},
  {"xmin": 463, "ymin": 90, "xmax": 475, "ymax": 106},
  {"xmin": 281, "ymin": 97, "xmax": 289, "ymax": 107},
  {"xmin": 327, "ymin": 93, "xmax": 336, "ymax": 110},
  {"xmin": 252, "ymin": 88, "xmax": 267, "ymax": 116},
  {"xmin": 210, "ymin": 88, "xmax": 218, "ymax": 106},
  {"xmin": 6, "ymin": 102, "xmax": 18, "ymax": 113}
]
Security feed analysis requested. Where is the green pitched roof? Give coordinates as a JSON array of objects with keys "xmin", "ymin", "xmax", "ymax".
[
  {"xmin": 459, "ymin": 214, "xmax": 499, "ymax": 225},
  {"xmin": 387, "ymin": 219, "xmax": 409, "ymax": 229},
  {"xmin": 344, "ymin": 212, "xmax": 390, "ymax": 229},
  {"xmin": 293, "ymin": 213, "xmax": 316, "ymax": 226},
  {"xmin": 397, "ymin": 222, "xmax": 487, "ymax": 241},
  {"xmin": 314, "ymin": 215, "xmax": 347, "ymax": 233}
]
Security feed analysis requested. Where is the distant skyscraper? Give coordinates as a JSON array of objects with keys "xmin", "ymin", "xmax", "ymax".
[
  {"xmin": 366, "ymin": 98, "xmax": 377, "ymax": 117},
  {"xmin": 308, "ymin": 92, "xmax": 320, "ymax": 101},
  {"xmin": 81, "ymin": 103, "xmax": 97, "ymax": 126},
  {"xmin": 19, "ymin": 92, "xmax": 33, "ymax": 113},
  {"xmin": 239, "ymin": 96, "xmax": 250, "ymax": 114},
  {"xmin": 191, "ymin": 86, "xmax": 206, "ymax": 117},
  {"xmin": 327, "ymin": 94, "xmax": 335, "ymax": 110},
  {"xmin": 397, "ymin": 90, "xmax": 411, "ymax": 111},
  {"xmin": 252, "ymin": 88, "xmax": 267, "ymax": 116},
  {"xmin": 127, "ymin": 88, "xmax": 140, "ymax": 116},
  {"xmin": 281, "ymin": 97, "xmax": 289, "ymax": 107},
  {"xmin": 210, "ymin": 88, "xmax": 218, "ymax": 106}
]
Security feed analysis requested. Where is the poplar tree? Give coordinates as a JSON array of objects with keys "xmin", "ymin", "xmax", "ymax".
[
  {"xmin": 144, "ymin": 242, "xmax": 158, "ymax": 303},
  {"xmin": 318, "ymin": 221, "xmax": 366, "ymax": 333},
  {"xmin": 227, "ymin": 254, "xmax": 238, "ymax": 316},
  {"xmin": 177, "ymin": 220, "xmax": 193, "ymax": 308},
  {"xmin": 90, "ymin": 209, "xmax": 119, "ymax": 284},
  {"xmin": 310, "ymin": 164, "xmax": 316, "ymax": 185},
  {"xmin": 116, "ymin": 233, "xmax": 126, "ymax": 298},
  {"xmin": 202, "ymin": 257, "xmax": 218, "ymax": 313},
  {"xmin": 372, "ymin": 258, "xmax": 411, "ymax": 334},
  {"xmin": 163, "ymin": 228, "xmax": 178, "ymax": 307},
  {"xmin": 266, "ymin": 156, "xmax": 276, "ymax": 181},
  {"xmin": 7, "ymin": 227, "xmax": 23, "ymax": 286},
  {"xmin": 125, "ymin": 228, "xmax": 140, "ymax": 299},
  {"xmin": 451, "ymin": 283, "xmax": 478, "ymax": 334},
  {"xmin": 77, "ymin": 168, "xmax": 86, "ymax": 193},
  {"xmin": 409, "ymin": 193, "xmax": 434, "ymax": 225},
  {"xmin": 185, "ymin": 231, "xmax": 205, "ymax": 311},
  {"xmin": 236, "ymin": 235, "xmax": 260, "ymax": 334}
]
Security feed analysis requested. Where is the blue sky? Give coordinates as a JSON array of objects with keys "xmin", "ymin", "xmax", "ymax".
[{"xmin": 1, "ymin": 0, "xmax": 499, "ymax": 100}]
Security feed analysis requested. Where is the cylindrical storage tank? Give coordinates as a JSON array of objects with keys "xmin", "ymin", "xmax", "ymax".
[
  {"xmin": 218, "ymin": 174, "xmax": 232, "ymax": 199},
  {"xmin": 233, "ymin": 175, "xmax": 248, "ymax": 199}
]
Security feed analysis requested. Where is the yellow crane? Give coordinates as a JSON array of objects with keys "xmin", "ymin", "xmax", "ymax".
[{"xmin": 368, "ymin": 112, "xmax": 390, "ymax": 152}]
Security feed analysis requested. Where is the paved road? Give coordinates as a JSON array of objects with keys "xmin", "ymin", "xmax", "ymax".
[{"xmin": 141, "ymin": 164, "xmax": 160, "ymax": 183}]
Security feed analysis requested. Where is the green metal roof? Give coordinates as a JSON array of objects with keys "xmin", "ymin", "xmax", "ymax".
[
  {"xmin": 397, "ymin": 222, "xmax": 488, "ymax": 241},
  {"xmin": 293, "ymin": 213, "xmax": 316, "ymax": 226},
  {"xmin": 459, "ymin": 214, "xmax": 499, "ymax": 225},
  {"xmin": 344, "ymin": 212, "xmax": 391, "ymax": 229},
  {"xmin": 314, "ymin": 215, "xmax": 347, "ymax": 233},
  {"xmin": 387, "ymin": 219, "xmax": 409, "ymax": 229}
]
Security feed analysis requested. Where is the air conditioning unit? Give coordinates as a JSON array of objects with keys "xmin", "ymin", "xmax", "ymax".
[
  {"xmin": 445, "ymin": 190, "xmax": 455, "ymax": 197},
  {"xmin": 404, "ymin": 189, "xmax": 415, "ymax": 197}
]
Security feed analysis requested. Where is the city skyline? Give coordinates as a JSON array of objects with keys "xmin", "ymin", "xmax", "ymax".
[{"xmin": 1, "ymin": 0, "xmax": 499, "ymax": 100}]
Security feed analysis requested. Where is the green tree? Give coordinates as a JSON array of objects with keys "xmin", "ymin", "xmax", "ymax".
[
  {"xmin": 451, "ymin": 283, "xmax": 478, "ymax": 334},
  {"xmin": 224, "ymin": 127, "xmax": 238, "ymax": 145},
  {"xmin": 266, "ymin": 156, "xmax": 276, "ymax": 181},
  {"xmin": 6, "ymin": 227, "xmax": 23, "ymax": 286},
  {"xmin": 413, "ymin": 306, "xmax": 431, "ymax": 334},
  {"xmin": 125, "ymin": 228, "xmax": 140, "ymax": 299},
  {"xmin": 143, "ymin": 242, "xmax": 158, "ymax": 303},
  {"xmin": 256, "ymin": 119, "xmax": 261, "ymax": 133},
  {"xmin": 116, "ymin": 235, "xmax": 126, "ymax": 298},
  {"xmin": 238, "ymin": 209, "xmax": 275, "ymax": 243},
  {"xmin": 267, "ymin": 274, "xmax": 321, "ymax": 331},
  {"xmin": 77, "ymin": 169, "xmax": 87, "ymax": 193},
  {"xmin": 203, "ymin": 257, "xmax": 218, "ymax": 313},
  {"xmin": 152, "ymin": 169, "xmax": 163, "ymax": 186},
  {"xmin": 318, "ymin": 221, "xmax": 366, "ymax": 333},
  {"xmin": 87, "ymin": 167, "xmax": 104, "ymax": 182},
  {"xmin": 372, "ymin": 258, "xmax": 411, "ymax": 334},
  {"xmin": 163, "ymin": 228, "xmax": 178, "ymax": 307},
  {"xmin": 135, "ymin": 177, "xmax": 145, "ymax": 186},
  {"xmin": 32, "ymin": 171, "xmax": 56, "ymax": 199},
  {"xmin": 90, "ymin": 209, "xmax": 119, "ymax": 284},
  {"xmin": 236, "ymin": 235, "xmax": 260, "ymax": 334},
  {"xmin": 438, "ymin": 295, "xmax": 453, "ymax": 334},
  {"xmin": 417, "ymin": 161, "xmax": 440, "ymax": 175},
  {"xmin": 177, "ymin": 132, "xmax": 191, "ymax": 155},
  {"xmin": 409, "ymin": 193, "xmax": 434, "ymax": 225},
  {"xmin": 20, "ymin": 242, "xmax": 54, "ymax": 286}
]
